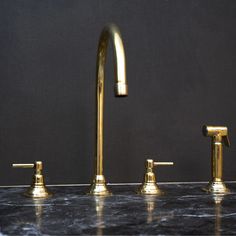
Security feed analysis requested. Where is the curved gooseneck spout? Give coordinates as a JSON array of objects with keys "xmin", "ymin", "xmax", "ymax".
[{"xmin": 88, "ymin": 24, "xmax": 128, "ymax": 196}]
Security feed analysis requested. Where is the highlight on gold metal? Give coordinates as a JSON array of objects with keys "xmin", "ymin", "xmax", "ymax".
[
  {"xmin": 88, "ymin": 23, "xmax": 128, "ymax": 196},
  {"xmin": 144, "ymin": 195, "xmax": 156, "ymax": 223},
  {"xmin": 202, "ymin": 125, "xmax": 230, "ymax": 194},
  {"xmin": 12, "ymin": 161, "xmax": 52, "ymax": 198},
  {"xmin": 138, "ymin": 159, "xmax": 174, "ymax": 195}
]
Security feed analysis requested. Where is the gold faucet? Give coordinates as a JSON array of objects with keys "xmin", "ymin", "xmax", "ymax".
[
  {"xmin": 12, "ymin": 161, "xmax": 52, "ymax": 198},
  {"xmin": 202, "ymin": 125, "xmax": 230, "ymax": 194},
  {"xmin": 88, "ymin": 24, "xmax": 128, "ymax": 196},
  {"xmin": 138, "ymin": 159, "xmax": 174, "ymax": 195}
]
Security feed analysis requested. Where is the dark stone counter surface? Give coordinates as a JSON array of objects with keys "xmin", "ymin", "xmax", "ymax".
[{"xmin": 0, "ymin": 183, "xmax": 236, "ymax": 235}]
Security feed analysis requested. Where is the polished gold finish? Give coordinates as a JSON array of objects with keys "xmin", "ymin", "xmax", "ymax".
[
  {"xmin": 88, "ymin": 24, "xmax": 128, "ymax": 196},
  {"xmin": 202, "ymin": 125, "xmax": 230, "ymax": 194},
  {"xmin": 12, "ymin": 161, "xmax": 52, "ymax": 198},
  {"xmin": 138, "ymin": 159, "xmax": 174, "ymax": 195}
]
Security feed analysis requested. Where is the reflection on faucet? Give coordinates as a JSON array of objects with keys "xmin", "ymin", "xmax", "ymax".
[
  {"xmin": 94, "ymin": 197, "xmax": 105, "ymax": 235},
  {"xmin": 144, "ymin": 195, "xmax": 156, "ymax": 223},
  {"xmin": 89, "ymin": 24, "xmax": 128, "ymax": 196},
  {"xmin": 213, "ymin": 194, "xmax": 224, "ymax": 236},
  {"xmin": 34, "ymin": 199, "xmax": 44, "ymax": 230},
  {"xmin": 144, "ymin": 195, "xmax": 174, "ymax": 224}
]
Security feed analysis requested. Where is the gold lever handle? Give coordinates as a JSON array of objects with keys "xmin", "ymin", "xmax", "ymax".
[
  {"xmin": 12, "ymin": 161, "xmax": 43, "ymax": 173},
  {"xmin": 12, "ymin": 164, "xmax": 35, "ymax": 168},
  {"xmin": 146, "ymin": 159, "xmax": 174, "ymax": 169},
  {"xmin": 154, "ymin": 162, "xmax": 174, "ymax": 166}
]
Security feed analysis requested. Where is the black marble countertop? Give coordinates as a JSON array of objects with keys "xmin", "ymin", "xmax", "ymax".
[{"xmin": 0, "ymin": 183, "xmax": 236, "ymax": 235}]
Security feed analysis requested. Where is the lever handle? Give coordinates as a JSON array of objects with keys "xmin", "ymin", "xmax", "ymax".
[
  {"xmin": 12, "ymin": 161, "xmax": 43, "ymax": 174},
  {"xmin": 153, "ymin": 162, "xmax": 174, "ymax": 166},
  {"xmin": 146, "ymin": 159, "xmax": 174, "ymax": 169},
  {"xmin": 12, "ymin": 164, "xmax": 35, "ymax": 168}
]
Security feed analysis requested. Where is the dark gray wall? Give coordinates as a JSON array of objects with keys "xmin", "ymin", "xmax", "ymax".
[{"xmin": 0, "ymin": 0, "xmax": 236, "ymax": 185}]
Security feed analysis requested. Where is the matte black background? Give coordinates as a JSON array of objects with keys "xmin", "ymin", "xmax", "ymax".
[{"xmin": 0, "ymin": 0, "xmax": 236, "ymax": 185}]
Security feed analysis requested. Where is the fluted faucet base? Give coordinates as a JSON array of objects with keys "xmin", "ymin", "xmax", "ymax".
[
  {"xmin": 203, "ymin": 180, "xmax": 230, "ymax": 194},
  {"xmin": 138, "ymin": 182, "xmax": 162, "ymax": 195},
  {"xmin": 88, "ymin": 175, "xmax": 111, "ymax": 196}
]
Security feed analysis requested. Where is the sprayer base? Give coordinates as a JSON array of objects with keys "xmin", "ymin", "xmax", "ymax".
[{"xmin": 203, "ymin": 181, "xmax": 230, "ymax": 194}]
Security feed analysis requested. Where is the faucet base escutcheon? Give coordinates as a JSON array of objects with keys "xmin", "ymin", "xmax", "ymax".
[
  {"xmin": 24, "ymin": 184, "xmax": 52, "ymax": 198},
  {"xmin": 89, "ymin": 175, "xmax": 111, "ymax": 196}
]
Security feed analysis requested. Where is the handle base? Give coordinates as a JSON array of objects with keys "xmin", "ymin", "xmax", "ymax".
[
  {"xmin": 137, "ymin": 182, "xmax": 163, "ymax": 195},
  {"xmin": 24, "ymin": 181, "xmax": 52, "ymax": 198}
]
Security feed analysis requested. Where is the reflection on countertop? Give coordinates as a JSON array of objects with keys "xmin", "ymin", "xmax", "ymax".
[{"xmin": 0, "ymin": 183, "xmax": 236, "ymax": 235}]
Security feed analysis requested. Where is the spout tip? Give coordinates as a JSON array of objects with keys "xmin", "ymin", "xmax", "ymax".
[{"xmin": 115, "ymin": 82, "xmax": 128, "ymax": 97}]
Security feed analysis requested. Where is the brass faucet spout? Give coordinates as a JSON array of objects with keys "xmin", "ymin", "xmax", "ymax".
[
  {"xmin": 97, "ymin": 24, "xmax": 128, "ymax": 97},
  {"xmin": 89, "ymin": 24, "xmax": 128, "ymax": 196}
]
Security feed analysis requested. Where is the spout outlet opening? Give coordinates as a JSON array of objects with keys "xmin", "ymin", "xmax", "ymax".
[{"xmin": 115, "ymin": 82, "xmax": 128, "ymax": 97}]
